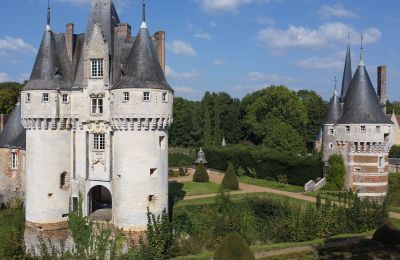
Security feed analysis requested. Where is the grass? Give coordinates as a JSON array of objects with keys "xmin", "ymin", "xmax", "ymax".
[
  {"xmin": 0, "ymin": 208, "xmax": 24, "ymax": 254},
  {"xmin": 238, "ymin": 176, "xmax": 304, "ymax": 192},
  {"xmin": 169, "ymin": 181, "xmax": 221, "ymax": 197}
]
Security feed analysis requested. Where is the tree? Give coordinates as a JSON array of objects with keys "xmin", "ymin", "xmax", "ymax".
[
  {"xmin": 213, "ymin": 104, "xmax": 222, "ymax": 145},
  {"xmin": 203, "ymin": 106, "xmax": 212, "ymax": 146},
  {"xmin": 193, "ymin": 163, "xmax": 209, "ymax": 182},
  {"xmin": 0, "ymin": 82, "xmax": 23, "ymax": 114},
  {"xmin": 221, "ymin": 162, "xmax": 239, "ymax": 190},
  {"xmin": 325, "ymin": 154, "xmax": 345, "ymax": 190},
  {"xmin": 390, "ymin": 145, "xmax": 400, "ymax": 158},
  {"xmin": 213, "ymin": 232, "xmax": 255, "ymax": 260}
]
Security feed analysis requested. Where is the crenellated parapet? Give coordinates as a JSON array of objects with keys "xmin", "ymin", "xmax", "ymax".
[
  {"xmin": 110, "ymin": 115, "xmax": 173, "ymax": 131},
  {"xmin": 21, "ymin": 116, "xmax": 82, "ymax": 131}
]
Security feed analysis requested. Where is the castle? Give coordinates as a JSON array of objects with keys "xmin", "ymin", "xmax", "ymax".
[
  {"xmin": 322, "ymin": 42, "xmax": 393, "ymax": 199},
  {"xmin": 17, "ymin": 0, "xmax": 173, "ymax": 234}
]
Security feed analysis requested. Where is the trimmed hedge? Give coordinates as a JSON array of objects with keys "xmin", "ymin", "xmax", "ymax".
[
  {"xmin": 222, "ymin": 162, "xmax": 239, "ymax": 190},
  {"xmin": 169, "ymin": 153, "xmax": 194, "ymax": 168},
  {"xmin": 214, "ymin": 232, "xmax": 255, "ymax": 260},
  {"xmin": 204, "ymin": 145, "xmax": 323, "ymax": 186},
  {"xmin": 193, "ymin": 163, "xmax": 209, "ymax": 182}
]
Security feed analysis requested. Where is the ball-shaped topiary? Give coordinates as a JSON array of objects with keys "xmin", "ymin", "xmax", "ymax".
[
  {"xmin": 221, "ymin": 162, "xmax": 239, "ymax": 190},
  {"xmin": 213, "ymin": 232, "xmax": 255, "ymax": 260},
  {"xmin": 193, "ymin": 163, "xmax": 209, "ymax": 182},
  {"xmin": 372, "ymin": 221, "xmax": 400, "ymax": 245}
]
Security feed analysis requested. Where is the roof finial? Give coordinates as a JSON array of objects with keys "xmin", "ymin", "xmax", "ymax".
[
  {"xmin": 334, "ymin": 76, "xmax": 338, "ymax": 95},
  {"xmin": 46, "ymin": 0, "xmax": 51, "ymax": 30},
  {"xmin": 359, "ymin": 32, "xmax": 365, "ymax": 66},
  {"xmin": 140, "ymin": 0, "xmax": 148, "ymax": 29}
]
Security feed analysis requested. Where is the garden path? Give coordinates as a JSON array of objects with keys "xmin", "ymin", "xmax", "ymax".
[{"xmin": 170, "ymin": 170, "xmax": 400, "ymax": 220}]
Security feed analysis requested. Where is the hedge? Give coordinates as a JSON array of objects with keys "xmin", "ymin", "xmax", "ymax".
[
  {"xmin": 169, "ymin": 152, "xmax": 194, "ymax": 168},
  {"xmin": 204, "ymin": 145, "xmax": 323, "ymax": 186}
]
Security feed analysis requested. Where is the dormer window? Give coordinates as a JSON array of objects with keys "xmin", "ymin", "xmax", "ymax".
[
  {"xmin": 42, "ymin": 93, "xmax": 49, "ymax": 103},
  {"xmin": 62, "ymin": 93, "xmax": 69, "ymax": 103},
  {"xmin": 91, "ymin": 98, "xmax": 103, "ymax": 115},
  {"xmin": 91, "ymin": 59, "xmax": 104, "ymax": 78},
  {"xmin": 123, "ymin": 92, "xmax": 130, "ymax": 102},
  {"xmin": 26, "ymin": 93, "xmax": 31, "ymax": 103},
  {"xmin": 162, "ymin": 92, "xmax": 168, "ymax": 103},
  {"xmin": 361, "ymin": 126, "xmax": 366, "ymax": 132},
  {"xmin": 143, "ymin": 92, "xmax": 150, "ymax": 102},
  {"xmin": 345, "ymin": 126, "xmax": 350, "ymax": 133}
]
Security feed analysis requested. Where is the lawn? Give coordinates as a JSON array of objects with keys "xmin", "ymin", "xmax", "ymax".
[
  {"xmin": 169, "ymin": 181, "xmax": 221, "ymax": 197},
  {"xmin": 0, "ymin": 208, "xmax": 24, "ymax": 255},
  {"xmin": 238, "ymin": 176, "xmax": 304, "ymax": 192}
]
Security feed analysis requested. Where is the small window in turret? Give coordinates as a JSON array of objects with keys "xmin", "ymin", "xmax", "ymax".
[
  {"xmin": 162, "ymin": 92, "xmax": 168, "ymax": 103},
  {"xmin": 376, "ymin": 126, "xmax": 381, "ymax": 133},
  {"xmin": 361, "ymin": 126, "xmax": 366, "ymax": 132},
  {"xmin": 11, "ymin": 152, "xmax": 17, "ymax": 170},
  {"xmin": 91, "ymin": 59, "xmax": 104, "ymax": 78},
  {"xmin": 123, "ymin": 92, "xmax": 130, "ymax": 102},
  {"xmin": 62, "ymin": 93, "xmax": 69, "ymax": 103},
  {"xmin": 143, "ymin": 92, "xmax": 150, "ymax": 102},
  {"xmin": 345, "ymin": 126, "xmax": 350, "ymax": 133},
  {"xmin": 329, "ymin": 128, "xmax": 334, "ymax": 135},
  {"xmin": 26, "ymin": 93, "xmax": 31, "ymax": 103},
  {"xmin": 42, "ymin": 93, "xmax": 49, "ymax": 103}
]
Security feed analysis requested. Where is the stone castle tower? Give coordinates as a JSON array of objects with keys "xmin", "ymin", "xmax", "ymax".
[
  {"xmin": 322, "ymin": 43, "xmax": 393, "ymax": 199},
  {"xmin": 21, "ymin": 0, "xmax": 173, "ymax": 234}
]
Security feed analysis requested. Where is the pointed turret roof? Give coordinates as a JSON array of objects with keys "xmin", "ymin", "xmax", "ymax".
[
  {"xmin": 0, "ymin": 103, "xmax": 26, "ymax": 149},
  {"xmin": 86, "ymin": 0, "xmax": 120, "ymax": 52},
  {"xmin": 339, "ymin": 44, "xmax": 352, "ymax": 102},
  {"xmin": 337, "ymin": 59, "xmax": 393, "ymax": 125},
  {"xmin": 325, "ymin": 89, "xmax": 341, "ymax": 124},
  {"xmin": 113, "ymin": 10, "xmax": 172, "ymax": 91}
]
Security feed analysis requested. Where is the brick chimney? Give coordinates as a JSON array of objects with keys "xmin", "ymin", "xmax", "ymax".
[
  {"xmin": 154, "ymin": 31, "xmax": 166, "ymax": 73},
  {"xmin": 377, "ymin": 65, "xmax": 387, "ymax": 113},
  {"xmin": 66, "ymin": 23, "xmax": 74, "ymax": 63},
  {"xmin": 116, "ymin": 23, "xmax": 131, "ymax": 41}
]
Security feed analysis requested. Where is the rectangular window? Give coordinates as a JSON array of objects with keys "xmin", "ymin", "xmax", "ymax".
[
  {"xmin": 162, "ymin": 92, "xmax": 168, "ymax": 102},
  {"xmin": 123, "ymin": 92, "xmax": 130, "ymax": 102},
  {"xmin": 376, "ymin": 126, "xmax": 381, "ymax": 133},
  {"xmin": 91, "ymin": 98, "xmax": 104, "ymax": 115},
  {"xmin": 93, "ymin": 133, "xmax": 105, "ymax": 150},
  {"xmin": 26, "ymin": 93, "xmax": 31, "ymax": 103},
  {"xmin": 62, "ymin": 93, "xmax": 69, "ymax": 103},
  {"xmin": 361, "ymin": 126, "xmax": 366, "ymax": 132},
  {"xmin": 11, "ymin": 152, "xmax": 17, "ymax": 170},
  {"xmin": 42, "ymin": 93, "xmax": 49, "ymax": 102},
  {"xmin": 143, "ymin": 92, "xmax": 150, "ymax": 101},
  {"xmin": 91, "ymin": 59, "xmax": 104, "ymax": 78},
  {"xmin": 345, "ymin": 126, "xmax": 350, "ymax": 133},
  {"xmin": 329, "ymin": 128, "xmax": 334, "ymax": 135},
  {"xmin": 379, "ymin": 156, "xmax": 384, "ymax": 168}
]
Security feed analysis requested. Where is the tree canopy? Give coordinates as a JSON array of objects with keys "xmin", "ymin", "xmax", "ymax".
[{"xmin": 0, "ymin": 82, "xmax": 23, "ymax": 114}]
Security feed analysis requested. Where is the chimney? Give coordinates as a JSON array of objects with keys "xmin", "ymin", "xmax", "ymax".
[
  {"xmin": 154, "ymin": 31, "xmax": 166, "ymax": 73},
  {"xmin": 66, "ymin": 23, "xmax": 74, "ymax": 63},
  {"xmin": 116, "ymin": 23, "xmax": 131, "ymax": 41},
  {"xmin": 377, "ymin": 65, "xmax": 387, "ymax": 113}
]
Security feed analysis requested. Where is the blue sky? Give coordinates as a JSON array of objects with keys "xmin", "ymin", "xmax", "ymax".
[{"xmin": 0, "ymin": 0, "xmax": 399, "ymax": 101}]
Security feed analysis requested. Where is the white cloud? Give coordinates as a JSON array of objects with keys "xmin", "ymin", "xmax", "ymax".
[
  {"xmin": 165, "ymin": 65, "xmax": 199, "ymax": 80},
  {"xmin": 256, "ymin": 16, "xmax": 276, "ymax": 25},
  {"xmin": 0, "ymin": 36, "xmax": 36, "ymax": 53},
  {"xmin": 194, "ymin": 33, "xmax": 212, "ymax": 40},
  {"xmin": 247, "ymin": 72, "xmax": 297, "ymax": 84},
  {"xmin": 292, "ymin": 51, "xmax": 345, "ymax": 71},
  {"xmin": 213, "ymin": 60, "xmax": 226, "ymax": 65},
  {"xmin": 198, "ymin": 0, "xmax": 269, "ymax": 13},
  {"xmin": 0, "ymin": 73, "xmax": 12, "ymax": 83},
  {"xmin": 167, "ymin": 40, "xmax": 197, "ymax": 56},
  {"xmin": 258, "ymin": 22, "xmax": 381, "ymax": 51},
  {"xmin": 174, "ymin": 86, "xmax": 198, "ymax": 94},
  {"xmin": 209, "ymin": 20, "xmax": 217, "ymax": 27},
  {"xmin": 318, "ymin": 4, "xmax": 358, "ymax": 19}
]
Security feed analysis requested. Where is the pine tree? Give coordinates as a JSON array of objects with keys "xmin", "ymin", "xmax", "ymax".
[
  {"xmin": 203, "ymin": 106, "xmax": 212, "ymax": 146},
  {"xmin": 213, "ymin": 104, "xmax": 222, "ymax": 145},
  {"xmin": 221, "ymin": 162, "xmax": 239, "ymax": 190}
]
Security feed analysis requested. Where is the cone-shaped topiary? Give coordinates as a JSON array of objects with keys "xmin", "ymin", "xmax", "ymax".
[
  {"xmin": 214, "ymin": 232, "xmax": 255, "ymax": 260},
  {"xmin": 372, "ymin": 221, "xmax": 400, "ymax": 245},
  {"xmin": 221, "ymin": 162, "xmax": 239, "ymax": 190},
  {"xmin": 193, "ymin": 163, "xmax": 209, "ymax": 182}
]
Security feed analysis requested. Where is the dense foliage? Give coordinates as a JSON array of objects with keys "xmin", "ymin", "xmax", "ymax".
[
  {"xmin": 193, "ymin": 163, "xmax": 209, "ymax": 182},
  {"xmin": 204, "ymin": 145, "xmax": 323, "ymax": 186},
  {"xmin": 325, "ymin": 154, "xmax": 345, "ymax": 190},
  {"xmin": 221, "ymin": 162, "xmax": 239, "ymax": 190},
  {"xmin": 170, "ymin": 86, "xmax": 327, "ymax": 153},
  {"xmin": 388, "ymin": 173, "xmax": 400, "ymax": 207},
  {"xmin": 389, "ymin": 145, "xmax": 400, "ymax": 158},
  {"xmin": 213, "ymin": 232, "xmax": 255, "ymax": 260},
  {"xmin": 0, "ymin": 82, "xmax": 23, "ymax": 114}
]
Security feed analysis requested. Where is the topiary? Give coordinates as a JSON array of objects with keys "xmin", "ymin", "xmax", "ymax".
[
  {"xmin": 179, "ymin": 167, "xmax": 186, "ymax": 176},
  {"xmin": 372, "ymin": 221, "xmax": 400, "ymax": 245},
  {"xmin": 221, "ymin": 162, "xmax": 239, "ymax": 190},
  {"xmin": 213, "ymin": 232, "xmax": 255, "ymax": 260},
  {"xmin": 193, "ymin": 163, "xmax": 209, "ymax": 182}
]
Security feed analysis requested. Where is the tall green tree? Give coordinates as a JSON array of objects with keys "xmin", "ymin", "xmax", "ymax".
[
  {"xmin": 203, "ymin": 106, "xmax": 212, "ymax": 146},
  {"xmin": 325, "ymin": 154, "xmax": 345, "ymax": 190},
  {"xmin": 0, "ymin": 82, "xmax": 23, "ymax": 114},
  {"xmin": 213, "ymin": 104, "xmax": 222, "ymax": 145}
]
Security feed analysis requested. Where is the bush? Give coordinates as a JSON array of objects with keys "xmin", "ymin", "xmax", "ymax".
[
  {"xmin": 221, "ymin": 162, "xmax": 239, "ymax": 190},
  {"xmin": 193, "ymin": 163, "xmax": 209, "ymax": 182},
  {"xmin": 169, "ymin": 153, "xmax": 194, "ymax": 168},
  {"xmin": 389, "ymin": 173, "xmax": 400, "ymax": 207},
  {"xmin": 372, "ymin": 221, "xmax": 400, "ymax": 245},
  {"xmin": 204, "ymin": 145, "xmax": 322, "ymax": 186},
  {"xmin": 179, "ymin": 167, "xmax": 186, "ymax": 176},
  {"xmin": 390, "ymin": 145, "xmax": 400, "ymax": 159},
  {"xmin": 325, "ymin": 154, "xmax": 345, "ymax": 190},
  {"xmin": 213, "ymin": 232, "xmax": 255, "ymax": 260}
]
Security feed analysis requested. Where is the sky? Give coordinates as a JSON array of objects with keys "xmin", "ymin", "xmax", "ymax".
[{"xmin": 0, "ymin": 0, "xmax": 399, "ymax": 101}]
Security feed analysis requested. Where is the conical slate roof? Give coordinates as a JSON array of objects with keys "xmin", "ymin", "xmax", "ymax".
[
  {"xmin": 325, "ymin": 90, "xmax": 341, "ymax": 124},
  {"xmin": 339, "ymin": 45, "xmax": 352, "ymax": 102},
  {"xmin": 86, "ymin": 0, "xmax": 120, "ymax": 52},
  {"xmin": 0, "ymin": 103, "xmax": 26, "ymax": 149},
  {"xmin": 23, "ymin": 27, "xmax": 66, "ymax": 90},
  {"xmin": 337, "ymin": 62, "xmax": 393, "ymax": 125},
  {"xmin": 113, "ymin": 22, "xmax": 173, "ymax": 91}
]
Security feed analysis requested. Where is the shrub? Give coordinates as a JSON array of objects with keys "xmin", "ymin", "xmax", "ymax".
[
  {"xmin": 213, "ymin": 232, "xmax": 255, "ymax": 260},
  {"xmin": 325, "ymin": 154, "xmax": 345, "ymax": 190},
  {"xmin": 169, "ymin": 153, "xmax": 194, "ymax": 167},
  {"xmin": 221, "ymin": 162, "xmax": 239, "ymax": 190},
  {"xmin": 389, "ymin": 145, "xmax": 400, "ymax": 159},
  {"xmin": 193, "ymin": 163, "xmax": 209, "ymax": 182},
  {"xmin": 179, "ymin": 167, "xmax": 186, "ymax": 176},
  {"xmin": 169, "ymin": 169, "xmax": 179, "ymax": 177},
  {"xmin": 372, "ymin": 221, "xmax": 400, "ymax": 245}
]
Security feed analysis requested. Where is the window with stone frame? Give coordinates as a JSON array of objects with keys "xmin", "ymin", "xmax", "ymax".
[
  {"xmin": 62, "ymin": 93, "xmax": 69, "ymax": 103},
  {"xmin": 11, "ymin": 152, "xmax": 17, "ymax": 170},
  {"xmin": 345, "ymin": 126, "xmax": 350, "ymax": 133},
  {"xmin": 143, "ymin": 92, "xmax": 150, "ymax": 101},
  {"xmin": 91, "ymin": 59, "xmax": 104, "ymax": 78},
  {"xmin": 60, "ymin": 172, "xmax": 70, "ymax": 190},
  {"xmin": 379, "ymin": 156, "xmax": 385, "ymax": 169},
  {"xmin": 376, "ymin": 126, "xmax": 381, "ymax": 133},
  {"xmin": 26, "ymin": 93, "xmax": 31, "ymax": 103},
  {"xmin": 123, "ymin": 92, "xmax": 130, "ymax": 102},
  {"xmin": 42, "ymin": 93, "xmax": 49, "ymax": 103},
  {"xmin": 91, "ymin": 98, "xmax": 104, "ymax": 115},
  {"xmin": 162, "ymin": 92, "xmax": 168, "ymax": 102},
  {"xmin": 93, "ymin": 133, "xmax": 105, "ymax": 150},
  {"xmin": 361, "ymin": 126, "xmax": 366, "ymax": 133},
  {"xmin": 329, "ymin": 128, "xmax": 334, "ymax": 135}
]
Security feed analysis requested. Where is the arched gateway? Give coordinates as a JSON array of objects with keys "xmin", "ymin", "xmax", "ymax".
[{"xmin": 88, "ymin": 185, "xmax": 112, "ymax": 221}]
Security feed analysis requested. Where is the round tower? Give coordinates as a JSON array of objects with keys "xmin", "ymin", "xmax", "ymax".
[{"xmin": 110, "ymin": 12, "xmax": 173, "ymax": 231}]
